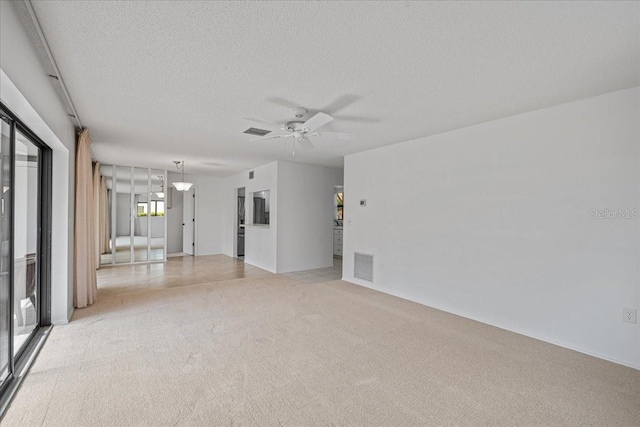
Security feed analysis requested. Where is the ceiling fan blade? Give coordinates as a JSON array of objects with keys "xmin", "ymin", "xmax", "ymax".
[
  {"xmin": 332, "ymin": 115, "xmax": 380, "ymax": 123},
  {"xmin": 303, "ymin": 112, "xmax": 334, "ymax": 132},
  {"xmin": 245, "ymin": 117, "xmax": 279, "ymax": 129},
  {"xmin": 317, "ymin": 131, "xmax": 355, "ymax": 141},
  {"xmin": 266, "ymin": 97, "xmax": 300, "ymax": 109},
  {"xmin": 322, "ymin": 94, "xmax": 360, "ymax": 115},
  {"xmin": 250, "ymin": 133, "xmax": 291, "ymax": 142},
  {"xmin": 297, "ymin": 137, "xmax": 314, "ymax": 150}
]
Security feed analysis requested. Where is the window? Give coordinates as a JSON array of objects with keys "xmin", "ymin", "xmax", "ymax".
[
  {"xmin": 136, "ymin": 200, "xmax": 165, "ymax": 217},
  {"xmin": 137, "ymin": 202, "xmax": 148, "ymax": 216},
  {"xmin": 154, "ymin": 201, "xmax": 165, "ymax": 216},
  {"xmin": 336, "ymin": 192, "xmax": 344, "ymax": 220}
]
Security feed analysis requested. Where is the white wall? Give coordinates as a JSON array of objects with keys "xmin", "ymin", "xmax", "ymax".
[
  {"xmin": 1, "ymin": 1, "xmax": 76, "ymax": 324},
  {"xmin": 222, "ymin": 161, "xmax": 344, "ymax": 274},
  {"xmin": 343, "ymin": 87, "xmax": 640, "ymax": 369},
  {"xmin": 277, "ymin": 161, "xmax": 343, "ymax": 273},
  {"xmin": 223, "ymin": 162, "xmax": 278, "ymax": 272},
  {"xmin": 166, "ymin": 172, "xmax": 184, "ymax": 253}
]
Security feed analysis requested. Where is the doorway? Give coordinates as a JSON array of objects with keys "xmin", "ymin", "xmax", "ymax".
[
  {"xmin": 237, "ymin": 187, "xmax": 245, "ymax": 260},
  {"xmin": 182, "ymin": 187, "xmax": 195, "ymax": 255},
  {"xmin": 333, "ymin": 185, "xmax": 344, "ymax": 266},
  {"xmin": 0, "ymin": 104, "xmax": 52, "ymax": 402}
]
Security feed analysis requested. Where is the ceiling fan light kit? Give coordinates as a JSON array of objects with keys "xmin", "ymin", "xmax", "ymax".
[{"xmin": 172, "ymin": 160, "xmax": 194, "ymax": 192}]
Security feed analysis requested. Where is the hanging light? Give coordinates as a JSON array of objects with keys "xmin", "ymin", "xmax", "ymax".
[{"xmin": 172, "ymin": 160, "xmax": 193, "ymax": 192}]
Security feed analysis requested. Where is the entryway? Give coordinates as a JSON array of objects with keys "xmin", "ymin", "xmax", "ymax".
[
  {"xmin": 182, "ymin": 187, "xmax": 195, "ymax": 255},
  {"xmin": 236, "ymin": 187, "xmax": 245, "ymax": 260}
]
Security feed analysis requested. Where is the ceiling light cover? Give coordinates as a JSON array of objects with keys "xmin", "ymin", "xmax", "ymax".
[
  {"xmin": 172, "ymin": 182, "xmax": 193, "ymax": 192},
  {"xmin": 156, "ymin": 192, "xmax": 165, "ymax": 199}
]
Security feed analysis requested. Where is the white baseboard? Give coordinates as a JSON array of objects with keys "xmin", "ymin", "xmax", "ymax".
[
  {"xmin": 51, "ymin": 307, "xmax": 74, "ymax": 325},
  {"xmin": 341, "ymin": 277, "xmax": 640, "ymax": 371}
]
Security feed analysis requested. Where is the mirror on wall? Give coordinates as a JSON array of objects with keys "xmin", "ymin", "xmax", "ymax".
[
  {"xmin": 149, "ymin": 170, "xmax": 165, "ymax": 261},
  {"xmin": 115, "ymin": 166, "xmax": 132, "ymax": 264},
  {"xmin": 98, "ymin": 164, "xmax": 166, "ymax": 266},
  {"xmin": 253, "ymin": 190, "xmax": 270, "ymax": 225},
  {"xmin": 98, "ymin": 164, "xmax": 114, "ymax": 265},
  {"xmin": 133, "ymin": 167, "xmax": 149, "ymax": 262}
]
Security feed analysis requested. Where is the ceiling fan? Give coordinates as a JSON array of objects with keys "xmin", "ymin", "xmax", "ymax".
[{"xmin": 247, "ymin": 107, "xmax": 354, "ymax": 153}]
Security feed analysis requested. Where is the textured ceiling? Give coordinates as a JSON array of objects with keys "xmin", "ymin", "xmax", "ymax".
[{"xmin": 31, "ymin": 1, "xmax": 640, "ymax": 176}]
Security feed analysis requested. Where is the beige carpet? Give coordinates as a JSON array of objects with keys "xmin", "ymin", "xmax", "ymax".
[{"xmin": 3, "ymin": 255, "xmax": 639, "ymax": 426}]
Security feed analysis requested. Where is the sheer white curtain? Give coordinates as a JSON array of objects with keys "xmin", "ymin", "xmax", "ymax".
[{"xmin": 74, "ymin": 129, "xmax": 97, "ymax": 308}]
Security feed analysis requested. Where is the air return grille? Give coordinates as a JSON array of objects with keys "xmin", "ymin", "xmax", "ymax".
[
  {"xmin": 354, "ymin": 253, "xmax": 374, "ymax": 282},
  {"xmin": 243, "ymin": 127, "xmax": 271, "ymax": 136}
]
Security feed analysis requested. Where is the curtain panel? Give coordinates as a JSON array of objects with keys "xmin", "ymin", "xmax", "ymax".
[{"xmin": 74, "ymin": 129, "xmax": 98, "ymax": 308}]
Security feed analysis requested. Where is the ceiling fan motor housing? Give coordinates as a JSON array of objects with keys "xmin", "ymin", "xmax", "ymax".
[
  {"xmin": 292, "ymin": 107, "xmax": 307, "ymax": 118},
  {"xmin": 284, "ymin": 120, "xmax": 308, "ymax": 132}
]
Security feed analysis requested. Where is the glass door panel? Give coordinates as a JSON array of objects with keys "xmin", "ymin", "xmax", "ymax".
[
  {"xmin": 133, "ymin": 168, "xmax": 148, "ymax": 262},
  {"xmin": 13, "ymin": 130, "xmax": 40, "ymax": 356},
  {"xmin": 0, "ymin": 118, "xmax": 11, "ymax": 387},
  {"xmin": 115, "ymin": 166, "xmax": 132, "ymax": 264}
]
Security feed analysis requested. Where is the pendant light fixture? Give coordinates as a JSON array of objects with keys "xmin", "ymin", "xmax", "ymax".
[
  {"xmin": 156, "ymin": 175, "xmax": 165, "ymax": 199},
  {"xmin": 172, "ymin": 160, "xmax": 194, "ymax": 192}
]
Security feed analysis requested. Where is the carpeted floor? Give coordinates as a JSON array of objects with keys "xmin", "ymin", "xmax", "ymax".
[{"xmin": 3, "ymin": 255, "xmax": 639, "ymax": 426}]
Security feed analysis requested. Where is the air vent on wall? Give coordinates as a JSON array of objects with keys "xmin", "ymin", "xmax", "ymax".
[
  {"xmin": 243, "ymin": 127, "xmax": 271, "ymax": 137},
  {"xmin": 354, "ymin": 253, "xmax": 374, "ymax": 282}
]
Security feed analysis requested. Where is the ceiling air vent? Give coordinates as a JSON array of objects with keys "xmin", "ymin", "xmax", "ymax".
[
  {"xmin": 243, "ymin": 127, "xmax": 271, "ymax": 137},
  {"xmin": 354, "ymin": 252, "xmax": 374, "ymax": 282}
]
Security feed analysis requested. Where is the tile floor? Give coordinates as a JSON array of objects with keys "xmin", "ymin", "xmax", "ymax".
[{"xmin": 282, "ymin": 257, "xmax": 342, "ymax": 284}]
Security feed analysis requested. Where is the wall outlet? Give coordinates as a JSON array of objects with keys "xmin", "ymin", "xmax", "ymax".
[
  {"xmin": 360, "ymin": 199, "xmax": 367, "ymax": 207},
  {"xmin": 623, "ymin": 308, "xmax": 637, "ymax": 324}
]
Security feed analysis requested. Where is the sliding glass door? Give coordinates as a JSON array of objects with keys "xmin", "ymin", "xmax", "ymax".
[
  {"xmin": 0, "ymin": 104, "xmax": 51, "ymax": 397},
  {"xmin": 0, "ymin": 115, "xmax": 11, "ymax": 388},
  {"xmin": 12, "ymin": 131, "xmax": 40, "ymax": 356}
]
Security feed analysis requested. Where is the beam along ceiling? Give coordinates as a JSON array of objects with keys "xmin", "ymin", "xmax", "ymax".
[{"xmin": 31, "ymin": 1, "xmax": 640, "ymax": 176}]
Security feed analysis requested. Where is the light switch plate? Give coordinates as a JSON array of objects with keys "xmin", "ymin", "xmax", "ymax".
[{"xmin": 623, "ymin": 308, "xmax": 637, "ymax": 324}]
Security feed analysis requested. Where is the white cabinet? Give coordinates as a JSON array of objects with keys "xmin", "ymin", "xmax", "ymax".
[{"xmin": 333, "ymin": 227, "xmax": 343, "ymax": 257}]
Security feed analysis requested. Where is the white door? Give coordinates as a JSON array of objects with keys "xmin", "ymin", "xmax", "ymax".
[{"xmin": 182, "ymin": 188, "xmax": 195, "ymax": 255}]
